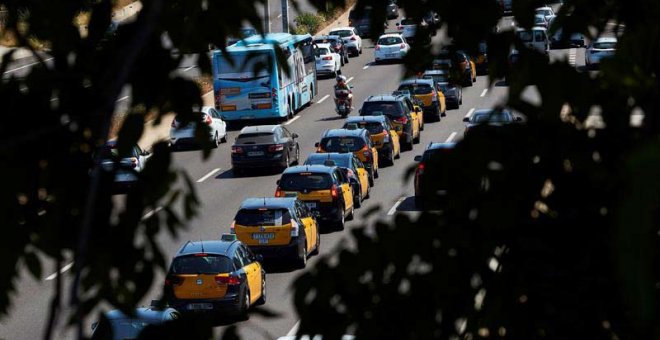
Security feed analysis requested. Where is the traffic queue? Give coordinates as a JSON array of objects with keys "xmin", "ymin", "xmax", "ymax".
[{"xmin": 158, "ymin": 37, "xmax": 485, "ymax": 323}]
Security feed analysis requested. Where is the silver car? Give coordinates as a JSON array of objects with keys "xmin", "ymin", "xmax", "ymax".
[
  {"xmin": 99, "ymin": 141, "xmax": 152, "ymax": 194},
  {"xmin": 585, "ymin": 37, "xmax": 617, "ymax": 69},
  {"xmin": 169, "ymin": 106, "xmax": 227, "ymax": 149}
]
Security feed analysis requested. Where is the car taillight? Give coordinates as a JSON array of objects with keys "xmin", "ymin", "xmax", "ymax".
[
  {"xmin": 232, "ymin": 146, "xmax": 243, "ymax": 154},
  {"xmin": 375, "ymin": 45, "xmax": 380, "ymax": 51},
  {"xmin": 416, "ymin": 162, "xmax": 425, "ymax": 176},
  {"xmin": 395, "ymin": 116, "xmax": 409, "ymax": 125},
  {"xmin": 291, "ymin": 220, "xmax": 299, "ymax": 237},
  {"xmin": 204, "ymin": 114, "xmax": 212, "ymax": 125},
  {"xmin": 129, "ymin": 157, "xmax": 138, "ymax": 169},
  {"xmin": 322, "ymin": 56, "xmax": 333, "ymax": 60},
  {"xmin": 230, "ymin": 221, "xmax": 235, "ymax": 234},
  {"xmin": 269, "ymin": 144, "xmax": 284, "ymax": 152},
  {"xmin": 215, "ymin": 275, "xmax": 240, "ymax": 286},
  {"xmin": 331, "ymin": 184, "xmax": 339, "ymax": 199},
  {"xmin": 275, "ymin": 187, "xmax": 283, "ymax": 197},
  {"xmin": 164, "ymin": 276, "xmax": 184, "ymax": 286},
  {"xmin": 400, "ymin": 43, "xmax": 406, "ymax": 49}
]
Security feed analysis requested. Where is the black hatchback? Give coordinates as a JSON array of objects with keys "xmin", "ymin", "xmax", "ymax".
[{"xmin": 231, "ymin": 125, "xmax": 300, "ymax": 176}]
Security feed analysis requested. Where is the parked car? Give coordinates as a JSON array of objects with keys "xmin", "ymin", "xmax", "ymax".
[
  {"xmin": 313, "ymin": 35, "xmax": 350, "ymax": 65},
  {"xmin": 314, "ymin": 43, "xmax": 342, "ymax": 77},
  {"xmin": 231, "ymin": 125, "xmax": 300, "ymax": 175},
  {"xmin": 585, "ymin": 37, "xmax": 617, "ymax": 69},
  {"xmin": 374, "ymin": 33, "xmax": 410, "ymax": 63},
  {"xmin": 91, "ymin": 304, "xmax": 180, "ymax": 340},
  {"xmin": 99, "ymin": 141, "xmax": 151, "ymax": 194},
  {"xmin": 170, "ymin": 106, "xmax": 227, "ymax": 150},
  {"xmin": 328, "ymin": 27, "xmax": 363, "ymax": 56}
]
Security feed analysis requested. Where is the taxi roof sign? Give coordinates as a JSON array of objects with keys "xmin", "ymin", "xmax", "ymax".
[{"xmin": 221, "ymin": 234, "xmax": 237, "ymax": 242}]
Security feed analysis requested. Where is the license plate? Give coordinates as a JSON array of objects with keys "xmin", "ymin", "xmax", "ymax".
[
  {"xmin": 251, "ymin": 233, "xmax": 275, "ymax": 240},
  {"xmin": 247, "ymin": 151, "xmax": 264, "ymax": 156},
  {"xmin": 187, "ymin": 303, "xmax": 213, "ymax": 310},
  {"xmin": 305, "ymin": 202, "xmax": 317, "ymax": 209}
]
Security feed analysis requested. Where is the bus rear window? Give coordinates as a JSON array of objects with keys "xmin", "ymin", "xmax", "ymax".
[
  {"xmin": 235, "ymin": 209, "xmax": 292, "ymax": 226},
  {"xmin": 170, "ymin": 255, "xmax": 234, "ymax": 275},
  {"xmin": 218, "ymin": 52, "xmax": 273, "ymax": 75}
]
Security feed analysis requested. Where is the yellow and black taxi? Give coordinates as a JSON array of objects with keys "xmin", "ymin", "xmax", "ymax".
[
  {"xmin": 397, "ymin": 78, "xmax": 445, "ymax": 121},
  {"xmin": 164, "ymin": 235, "xmax": 265, "ymax": 320},
  {"xmin": 231, "ymin": 197, "xmax": 319, "ymax": 268},
  {"xmin": 315, "ymin": 128, "xmax": 379, "ymax": 185},
  {"xmin": 359, "ymin": 94, "xmax": 419, "ymax": 151},
  {"xmin": 275, "ymin": 165, "xmax": 354, "ymax": 231},
  {"xmin": 342, "ymin": 115, "xmax": 400, "ymax": 167},
  {"xmin": 304, "ymin": 152, "xmax": 370, "ymax": 207},
  {"xmin": 392, "ymin": 89, "xmax": 425, "ymax": 131}
]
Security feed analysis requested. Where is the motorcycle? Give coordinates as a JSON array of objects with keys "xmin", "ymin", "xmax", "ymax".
[{"xmin": 334, "ymin": 86, "xmax": 353, "ymax": 118}]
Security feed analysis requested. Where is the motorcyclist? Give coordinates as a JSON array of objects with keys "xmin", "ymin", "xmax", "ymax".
[{"xmin": 334, "ymin": 75, "xmax": 353, "ymax": 109}]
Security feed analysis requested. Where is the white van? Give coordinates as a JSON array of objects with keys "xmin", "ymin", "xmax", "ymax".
[{"xmin": 516, "ymin": 27, "xmax": 549, "ymax": 54}]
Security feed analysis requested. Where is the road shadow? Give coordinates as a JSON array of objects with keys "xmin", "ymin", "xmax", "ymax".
[
  {"xmin": 262, "ymin": 260, "xmax": 300, "ymax": 274},
  {"xmin": 396, "ymin": 196, "xmax": 419, "ymax": 213},
  {"xmin": 494, "ymin": 80, "xmax": 508, "ymax": 87},
  {"xmin": 316, "ymin": 115, "xmax": 349, "ymax": 122},
  {"xmin": 215, "ymin": 168, "xmax": 283, "ymax": 180},
  {"xmin": 225, "ymin": 118, "xmax": 287, "ymax": 132}
]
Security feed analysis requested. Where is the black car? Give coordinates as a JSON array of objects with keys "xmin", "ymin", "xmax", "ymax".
[
  {"xmin": 413, "ymin": 142, "xmax": 456, "ymax": 208},
  {"xmin": 304, "ymin": 153, "xmax": 370, "ymax": 208},
  {"xmin": 463, "ymin": 109, "xmax": 522, "ymax": 135},
  {"xmin": 231, "ymin": 125, "xmax": 300, "ymax": 175},
  {"xmin": 386, "ymin": 0, "xmax": 399, "ymax": 19},
  {"xmin": 422, "ymin": 70, "xmax": 462, "ymax": 109},
  {"xmin": 313, "ymin": 35, "xmax": 350, "ymax": 65},
  {"xmin": 349, "ymin": 6, "xmax": 373, "ymax": 37},
  {"xmin": 359, "ymin": 94, "xmax": 417, "ymax": 151}
]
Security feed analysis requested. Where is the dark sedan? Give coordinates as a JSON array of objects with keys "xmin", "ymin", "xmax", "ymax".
[
  {"xmin": 463, "ymin": 109, "xmax": 522, "ymax": 135},
  {"xmin": 231, "ymin": 125, "xmax": 300, "ymax": 176}
]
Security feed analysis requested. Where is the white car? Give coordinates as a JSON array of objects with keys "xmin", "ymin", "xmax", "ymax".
[
  {"xmin": 533, "ymin": 14, "xmax": 549, "ymax": 29},
  {"xmin": 314, "ymin": 43, "xmax": 342, "ymax": 77},
  {"xmin": 170, "ymin": 106, "xmax": 227, "ymax": 149},
  {"xmin": 374, "ymin": 33, "xmax": 410, "ymax": 63},
  {"xmin": 585, "ymin": 36, "xmax": 617, "ymax": 69},
  {"xmin": 535, "ymin": 6, "xmax": 556, "ymax": 21},
  {"xmin": 396, "ymin": 18, "xmax": 417, "ymax": 41},
  {"xmin": 328, "ymin": 27, "xmax": 362, "ymax": 57},
  {"xmin": 516, "ymin": 27, "xmax": 549, "ymax": 54},
  {"xmin": 99, "ymin": 141, "xmax": 152, "ymax": 193}
]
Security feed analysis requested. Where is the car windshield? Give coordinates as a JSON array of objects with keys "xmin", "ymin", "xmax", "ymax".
[
  {"xmin": 471, "ymin": 111, "xmax": 513, "ymax": 123},
  {"xmin": 330, "ymin": 30, "xmax": 353, "ymax": 38},
  {"xmin": 361, "ymin": 101, "xmax": 405, "ymax": 118},
  {"xmin": 534, "ymin": 16, "xmax": 546, "ymax": 24},
  {"xmin": 170, "ymin": 255, "xmax": 234, "ymax": 275},
  {"xmin": 345, "ymin": 121, "xmax": 383, "ymax": 134},
  {"xmin": 315, "ymin": 48, "xmax": 330, "ymax": 57},
  {"xmin": 516, "ymin": 31, "xmax": 533, "ymax": 42},
  {"xmin": 235, "ymin": 209, "xmax": 292, "ymax": 226},
  {"xmin": 320, "ymin": 136, "xmax": 366, "ymax": 152},
  {"xmin": 398, "ymin": 84, "xmax": 433, "ymax": 95},
  {"xmin": 377, "ymin": 37, "xmax": 403, "ymax": 45},
  {"xmin": 108, "ymin": 319, "xmax": 152, "ymax": 339},
  {"xmin": 305, "ymin": 156, "xmax": 350, "ymax": 168},
  {"xmin": 401, "ymin": 18, "xmax": 416, "ymax": 25},
  {"xmin": 593, "ymin": 41, "xmax": 616, "ymax": 49},
  {"xmin": 235, "ymin": 132, "xmax": 276, "ymax": 144},
  {"xmin": 279, "ymin": 173, "xmax": 333, "ymax": 191}
]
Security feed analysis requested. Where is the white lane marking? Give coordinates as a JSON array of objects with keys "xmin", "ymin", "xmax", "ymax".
[
  {"xmin": 116, "ymin": 96, "xmax": 129, "ymax": 102},
  {"xmin": 142, "ymin": 206, "xmax": 163, "ymax": 220},
  {"xmin": 346, "ymin": 76, "xmax": 354, "ymax": 83},
  {"xmin": 277, "ymin": 14, "xmax": 282, "ymax": 18},
  {"xmin": 362, "ymin": 65, "xmax": 370, "ymax": 70},
  {"xmin": 387, "ymin": 197, "xmax": 406, "ymax": 216},
  {"xmin": 44, "ymin": 262, "xmax": 74, "ymax": 281},
  {"xmin": 197, "ymin": 168, "xmax": 221, "ymax": 183},
  {"xmin": 183, "ymin": 66, "xmax": 196, "ymax": 72},
  {"xmin": 465, "ymin": 108, "xmax": 475, "ymax": 118},
  {"xmin": 286, "ymin": 321, "xmax": 300, "ymax": 336},
  {"xmin": 480, "ymin": 89, "xmax": 488, "ymax": 97},
  {"xmin": 284, "ymin": 116, "xmax": 300, "ymax": 125},
  {"xmin": 3, "ymin": 57, "xmax": 54, "ymax": 75},
  {"xmin": 568, "ymin": 48, "xmax": 577, "ymax": 67},
  {"xmin": 445, "ymin": 132, "xmax": 457, "ymax": 143},
  {"xmin": 317, "ymin": 94, "xmax": 330, "ymax": 104}
]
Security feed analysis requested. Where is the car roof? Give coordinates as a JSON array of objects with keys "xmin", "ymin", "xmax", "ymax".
[
  {"xmin": 378, "ymin": 33, "xmax": 403, "ymax": 39},
  {"xmin": 426, "ymin": 142, "xmax": 456, "ymax": 150},
  {"xmin": 595, "ymin": 36, "xmax": 617, "ymax": 43},
  {"xmin": 365, "ymin": 94, "xmax": 405, "ymax": 102},
  {"xmin": 176, "ymin": 239, "xmax": 239, "ymax": 257},
  {"xmin": 472, "ymin": 108, "xmax": 511, "ymax": 115},
  {"xmin": 345, "ymin": 115, "xmax": 386, "ymax": 123},
  {"xmin": 306, "ymin": 152, "xmax": 353, "ymax": 163},
  {"xmin": 330, "ymin": 27, "xmax": 354, "ymax": 31},
  {"xmin": 315, "ymin": 43, "xmax": 332, "ymax": 49},
  {"xmin": 239, "ymin": 125, "xmax": 279, "ymax": 134},
  {"xmin": 399, "ymin": 78, "xmax": 435, "ymax": 86},
  {"xmin": 423, "ymin": 70, "xmax": 449, "ymax": 75},
  {"xmin": 516, "ymin": 27, "xmax": 547, "ymax": 32},
  {"xmin": 314, "ymin": 35, "xmax": 340, "ymax": 40},
  {"xmin": 104, "ymin": 307, "xmax": 178, "ymax": 323},
  {"xmin": 239, "ymin": 197, "xmax": 297, "ymax": 210},
  {"xmin": 321, "ymin": 128, "xmax": 367, "ymax": 138},
  {"xmin": 283, "ymin": 165, "xmax": 338, "ymax": 175}
]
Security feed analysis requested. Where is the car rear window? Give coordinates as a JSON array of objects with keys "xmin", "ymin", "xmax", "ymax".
[
  {"xmin": 279, "ymin": 173, "xmax": 333, "ymax": 191},
  {"xmin": 401, "ymin": 19, "xmax": 416, "ymax": 25},
  {"xmin": 593, "ymin": 42, "xmax": 616, "ymax": 49},
  {"xmin": 320, "ymin": 136, "xmax": 366, "ymax": 152},
  {"xmin": 361, "ymin": 101, "xmax": 405, "ymax": 118},
  {"xmin": 398, "ymin": 84, "xmax": 433, "ymax": 95},
  {"xmin": 471, "ymin": 112, "xmax": 513, "ymax": 123},
  {"xmin": 305, "ymin": 156, "xmax": 350, "ymax": 168},
  {"xmin": 377, "ymin": 37, "xmax": 403, "ymax": 45},
  {"xmin": 236, "ymin": 132, "xmax": 275, "ymax": 144},
  {"xmin": 423, "ymin": 147, "xmax": 454, "ymax": 161},
  {"xmin": 174, "ymin": 112, "xmax": 206, "ymax": 123},
  {"xmin": 235, "ymin": 208, "xmax": 292, "ymax": 226},
  {"xmin": 329, "ymin": 30, "xmax": 353, "ymax": 38},
  {"xmin": 516, "ymin": 31, "xmax": 533, "ymax": 42},
  {"xmin": 315, "ymin": 48, "xmax": 331, "ymax": 57},
  {"xmin": 170, "ymin": 255, "xmax": 234, "ymax": 274},
  {"xmin": 345, "ymin": 121, "xmax": 383, "ymax": 135}
]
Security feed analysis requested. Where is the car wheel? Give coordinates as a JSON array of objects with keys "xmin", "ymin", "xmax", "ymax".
[
  {"xmin": 220, "ymin": 134, "xmax": 227, "ymax": 143},
  {"xmin": 213, "ymin": 132, "xmax": 220, "ymax": 148},
  {"xmin": 374, "ymin": 167, "xmax": 379, "ymax": 179},
  {"xmin": 238, "ymin": 289, "xmax": 250, "ymax": 320},
  {"xmin": 347, "ymin": 204, "xmax": 354, "ymax": 221},
  {"xmin": 310, "ymin": 231, "xmax": 320, "ymax": 255},
  {"xmin": 296, "ymin": 242, "xmax": 307, "ymax": 269},
  {"xmin": 336, "ymin": 206, "xmax": 346, "ymax": 231},
  {"xmin": 368, "ymin": 171, "xmax": 374, "ymax": 187},
  {"xmin": 282, "ymin": 152, "xmax": 290, "ymax": 170},
  {"xmin": 386, "ymin": 147, "xmax": 395, "ymax": 166},
  {"xmin": 415, "ymin": 196, "xmax": 424, "ymax": 210},
  {"xmin": 293, "ymin": 145, "xmax": 300, "ymax": 165},
  {"xmin": 354, "ymin": 187, "xmax": 362, "ymax": 208},
  {"xmin": 255, "ymin": 275, "xmax": 266, "ymax": 305}
]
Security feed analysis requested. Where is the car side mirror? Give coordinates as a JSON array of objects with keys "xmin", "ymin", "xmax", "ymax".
[
  {"xmin": 414, "ymin": 155, "xmax": 422, "ymax": 162},
  {"xmin": 255, "ymin": 254, "xmax": 264, "ymax": 263},
  {"xmin": 462, "ymin": 117, "xmax": 470, "ymax": 122},
  {"xmin": 314, "ymin": 142, "xmax": 320, "ymax": 147},
  {"xmin": 292, "ymin": 133, "xmax": 299, "ymax": 138}
]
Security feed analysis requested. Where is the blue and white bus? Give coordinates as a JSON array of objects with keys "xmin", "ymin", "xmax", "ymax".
[{"xmin": 212, "ymin": 33, "xmax": 318, "ymax": 121}]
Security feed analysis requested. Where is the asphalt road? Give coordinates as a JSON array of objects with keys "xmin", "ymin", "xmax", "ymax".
[{"xmin": 0, "ymin": 14, "xmax": 586, "ymax": 340}]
